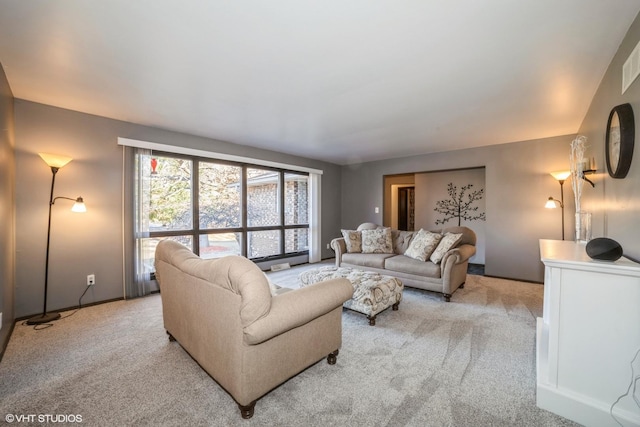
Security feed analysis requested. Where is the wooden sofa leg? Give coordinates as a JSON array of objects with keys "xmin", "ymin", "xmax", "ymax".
[
  {"xmin": 459, "ymin": 283, "xmax": 465, "ymax": 289},
  {"xmin": 367, "ymin": 315, "xmax": 376, "ymax": 326},
  {"xmin": 392, "ymin": 302, "xmax": 400, "ymax": 311},
  {"xmin": 239, "ymin": 401, "xmax": 256, "ymax": 419},
  {"xmin": 327, "ymin": 350, "xmax": 339, "ymax": 365},
  {"xmin": 167, "ymin": 331, "xmax": 176, "ymax": 342},
  {"xmin": 443, "ymin": 294, "xmax": 451, "ymax": 302}
]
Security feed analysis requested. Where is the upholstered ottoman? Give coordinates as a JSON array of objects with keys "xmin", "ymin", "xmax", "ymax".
[{"xmin": 299, "ymin": 266, "xmax": 403, "ymax": 326}]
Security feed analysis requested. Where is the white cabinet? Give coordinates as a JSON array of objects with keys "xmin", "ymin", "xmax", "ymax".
[{"xmin": 538, "ymin": 239, "xmax": 640, "ymax": 427}]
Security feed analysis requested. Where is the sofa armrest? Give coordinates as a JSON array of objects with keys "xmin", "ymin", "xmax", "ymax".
[
  {"xmin": 243, "ymin": 278, "xmax": 353, "ymax": 345},
  {"xmin": 441, "ymin": 244, "xmax": 477, "ymax": 296},
  {"xmin": 330, "ymin": 237, "xmax": 347, "ymax": 267},
  {"xmin": 440, "ymin": 244, "xmax": 475, "ymax": 266}
]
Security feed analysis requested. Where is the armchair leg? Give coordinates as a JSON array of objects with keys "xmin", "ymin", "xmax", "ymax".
[
  {"xmin": 327, "ymin": 350, "xmax": 339, "ymax": 365},
  {"xmin": 459, "ymin": 283, "xmax": 465, "ymax": 289},
  {"xmin": 443, "ymin": 294, "xmax": 451, "ymax": 302},
  {"xmin": 239, "ymin": 401, "xmax": 256, "ymax": 419}
]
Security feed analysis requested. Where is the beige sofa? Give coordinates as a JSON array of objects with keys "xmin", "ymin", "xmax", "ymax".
[
  {"xmin": 331, "ymin": 223, "xmax": 476, "ymax": 301},
  {"xmin": 154, "ymin": 240, "xmax": 353, "ymax": 419}
]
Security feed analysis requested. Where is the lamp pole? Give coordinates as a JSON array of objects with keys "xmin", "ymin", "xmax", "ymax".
[
  {"xmin": 27, "ymin": 165, "xmax": 62, "ymax": 325},
  {"xmin": 548, "ymin": 171, "xmax": 570, "ymax": 241},
  {"xmin": 559, "ymin": 179, "xmax": 565, "ymax": 241},
  {"xmin": 27, "ymin": 153, "xmax": 86, "ymax": 325}
]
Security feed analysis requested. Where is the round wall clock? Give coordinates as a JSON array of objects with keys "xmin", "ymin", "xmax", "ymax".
[{"xmin": 605, "ymin": 103, "xmax": 635, "ymax": 179}]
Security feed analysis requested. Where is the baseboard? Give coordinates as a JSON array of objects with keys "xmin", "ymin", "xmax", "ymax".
[
  {"xmin": 482, "ymin": 273, "xmax": 543, "ymax": 284},
  {"xmin": 537, "ymin": 381, "xmax": 640, "ymax": 427},
  {"xmin": 15, "ymin": 297, "xmax": 125, "ymax": 322}
]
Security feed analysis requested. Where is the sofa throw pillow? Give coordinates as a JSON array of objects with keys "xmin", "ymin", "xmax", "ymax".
[
  {"xmin": 361, "ymin": 228, "xmax": 393, "ymax": 254},
  {"xmin": 404, "ymin": 229, "xmax": 442, "ymax": 261},
  {"xmin": 341, "ymin": 230, "xmax": 362, "ymax": 253},
  {"xmin": 430, "ymin": 232, "xmax": 463, "ymax": 264}
]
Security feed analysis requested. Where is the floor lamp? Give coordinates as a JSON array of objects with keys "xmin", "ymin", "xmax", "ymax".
[
  {"xmin": 27, "ymin": 153, "xmax": 87, "ymax": 325},
  {"xmin": 545, "ymin": 171, "xmax": 570, "ymax": 241}
]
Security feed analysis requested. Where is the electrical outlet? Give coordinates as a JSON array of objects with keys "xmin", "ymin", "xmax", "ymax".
[
  {"xmin": 326, "ymin": 243, "xmax": 330, "ymax": 250},
  {"xmin": 87, "ymin": 274, "xmax": 95, "ymax": 286}
]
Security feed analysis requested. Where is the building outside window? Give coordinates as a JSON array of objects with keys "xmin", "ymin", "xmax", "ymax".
[{"xmin": 137, "ymin": 151, "xmax": 310, "ymax": 277}]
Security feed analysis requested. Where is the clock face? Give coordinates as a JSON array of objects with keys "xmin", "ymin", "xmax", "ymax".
[
  {"xmin": 608, "ymin": 111, "xmax": 620, "ymax": 174},
  {"xmin": 605, "ymin": 103, "xmax": 634, "ymax": 179}
]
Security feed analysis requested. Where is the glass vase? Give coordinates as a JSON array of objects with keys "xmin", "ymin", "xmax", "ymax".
[{"xmin": 575, "ymin": 211, "xmax": 592, "ymax": 243}]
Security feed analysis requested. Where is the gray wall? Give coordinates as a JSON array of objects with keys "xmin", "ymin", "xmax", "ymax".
[
  {"xmin": 578, "ymin": 12, "xmax": 640, "ymax": 262},
  {"xmin": 340, "ymin": 13, "xmax": 640, "ymax": 282},
  {"xmin": 0, "ymin": 64, "xmax": 15, "ymax": 348},
  {"xmin": 8, "ymin": 10, "xmax": 640, "ymax": 318},
  {"xmin": 341, "ymin": 134, "xmax": 577, "ymax": 283},
  {"xmin": 414, "ymin": 168, "xmax": 486, "ymax": 264},
  {"xmin": 14, "ymin": 100, "xmax": 342, "ymax": 318}
]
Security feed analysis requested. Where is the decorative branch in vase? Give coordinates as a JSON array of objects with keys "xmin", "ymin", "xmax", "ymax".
[{"xmin": 570, "ymin": 136, "xmax": 591, "ymax": 242}]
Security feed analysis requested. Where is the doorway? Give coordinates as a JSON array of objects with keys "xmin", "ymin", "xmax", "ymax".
[
  {"xmin": 397, "ymin": 186, "xmax": 415, "ymax": 231},
  {"xmin": 384, "ymin": 168, "xmax": 486, "ymax": 266}
]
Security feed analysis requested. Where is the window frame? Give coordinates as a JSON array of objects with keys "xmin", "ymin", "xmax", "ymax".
[{"xmin": 147, "ymin": 150, "xmax": 310, "ymax": 263}]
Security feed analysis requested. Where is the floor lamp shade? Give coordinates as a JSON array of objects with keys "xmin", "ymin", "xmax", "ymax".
[
  {"xmin": 39, "ymin": 152, "xmax": 72, "ymax": 169},
  {"xmin": 546, "ymin": 171, "xmax": 569, "ymax": 241},
  {"xmin": 27, "ymin": 153, "xmax": 85, "ymax": 325}
]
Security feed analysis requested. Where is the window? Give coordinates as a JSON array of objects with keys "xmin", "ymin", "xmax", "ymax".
[
  {"xmin": 139, "ymin": 151, "xmax": 310, "ymax": 266},
  {"xmin": 284, "ymin": 172, "xmax": 309, "ymax": 253},
  {"xmin": 149, "ymin": 155, "xmax": 193, "ymax": 231},
  {"xmin": 198, "ymin": 162, "xmax": 242, "ymax": 229}
]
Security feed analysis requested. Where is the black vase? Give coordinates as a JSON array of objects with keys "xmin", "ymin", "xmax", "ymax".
[{"xmin": 585, "ymin": 238, "xmax": 623, "ymax": 261}]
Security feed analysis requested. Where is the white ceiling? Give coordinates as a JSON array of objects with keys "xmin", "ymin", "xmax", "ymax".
[{"xmin": 1, "ymin": 1, "xmax": 639, "ymax": 165}]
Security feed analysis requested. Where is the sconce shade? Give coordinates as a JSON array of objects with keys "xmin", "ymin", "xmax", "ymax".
[
  {"xmin": 71, "ymin": 197, "xmax": 87, "ymax": 212},
  {"xmin": 39, "ymin": 153, "xmax": 72, "ymax": 169},
  {"xmin": 550, "ymin": 170, "xmax": 571, "ymax": 181},
  {"xmin": 545, "ymin": 197, "xmax": 559, "ymax": 209}
]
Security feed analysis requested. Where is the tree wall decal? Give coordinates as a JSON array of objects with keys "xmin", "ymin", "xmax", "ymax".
[{"xmin": 434, "ymin": 183, "xmax": 486, "ymax": 226}]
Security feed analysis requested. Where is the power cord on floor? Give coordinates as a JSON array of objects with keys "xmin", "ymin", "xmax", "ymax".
[
  {"xmin": 610, "ymin": 347, "xmax": 640, "ymax": 427},
  {"xmin": 23, "ymin": 285, "xmax": 92, "ymax": 330}
]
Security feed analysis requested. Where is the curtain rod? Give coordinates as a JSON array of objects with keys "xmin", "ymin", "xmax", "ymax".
[{"xmin": 117, "ymin": 137, "xmax": 323, "ymax": 175}]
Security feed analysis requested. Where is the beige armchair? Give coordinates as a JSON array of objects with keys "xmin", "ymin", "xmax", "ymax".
[{"xmin": 154, "ymin": 240, "xmax": 354, "ymax": 419}]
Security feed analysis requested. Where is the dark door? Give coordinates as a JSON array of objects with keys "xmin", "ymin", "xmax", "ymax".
[{"xmin": 398, "ymin": 187, "xmax": 414, "ymax": 231}]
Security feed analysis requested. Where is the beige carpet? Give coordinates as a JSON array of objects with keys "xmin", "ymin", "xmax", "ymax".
[{"xmin": 0, "ymin": 267, "xmax": 579, "ymax": 426}]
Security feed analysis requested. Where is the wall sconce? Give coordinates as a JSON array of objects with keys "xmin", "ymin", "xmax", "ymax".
[
  {"xmin": 581, "ymin": 157, "xmax": 597, "ymax": 187},
  {"xmin": 27, "ymin": 153, "xmax": 87, "ymax": 325},
  {"xmin": 545, "ymin": 171, "xmax": 570, "ymax": 240}
]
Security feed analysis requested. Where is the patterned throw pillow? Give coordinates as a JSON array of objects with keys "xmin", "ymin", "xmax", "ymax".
[
  {"xmin": 361, "ymin": 228, "xmax": 393, "ymax": 254},
  {"xmin": 430, "ymin": 232, "xmax": 463, "ymax": 264},
  {"xmin": 404, "ymin": 229, "xmax": 442, "ymax": 261},
  {"xmin": 341, "ymin": 230, "xmax": 362, "ymax": 253}
]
